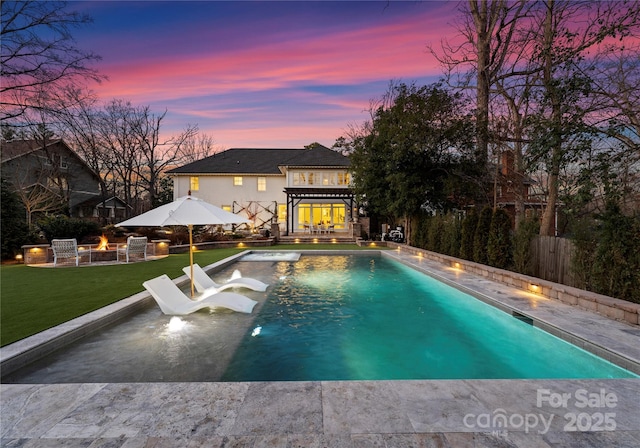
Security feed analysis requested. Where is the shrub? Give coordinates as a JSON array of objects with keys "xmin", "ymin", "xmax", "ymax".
[
  {"xmin": 570, "ymin": 217, "xmax": 597, "ymax": 291},
  {"xmin": 459, "ymin": 209, "xmax": 478, "ymax": 261},
  {"xmin": 473, "ymin": 206, "xmax": 492, "ymax": 264},
  {"xmin": 487, "ymin": 208, "xmax": 512, "ymax": 269},
  {"xmin": 412, "ymin": 214, "xmax": 430, "ymax": 249},
  {"xmin": 512, "ymin": 217, "xmax": 539, "ymax": 275},
  {"xmin": 38, "ymin": 215, "xmax": 101, "ymax": 243},
  {"xmin": 442, "ymin": 213, "xmax": 462, "ymax": 257},
  {"xmin": 590, "ymin": 205, "xmax": 640, "ymax": 303},
  {"xmin": 427, "ymin": 214, "xmax": 444, "ymax": 253}
]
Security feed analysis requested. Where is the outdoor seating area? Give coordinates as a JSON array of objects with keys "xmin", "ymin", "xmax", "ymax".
[
  {"xmin": 303, "ymin": 223, "xmax": 335, "ymax": 234},
  {"xmin": 21, "ymin": 238, "xmax": 169, "ymax": 267}
]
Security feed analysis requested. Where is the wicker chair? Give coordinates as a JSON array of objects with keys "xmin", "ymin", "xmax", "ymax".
[
  {"xmin": 51, "ymin": 238, "xmax": 90, "ymax": 266},
  {"xmin": 117, "ymin": 236, "xmax": 148, "ymax": 263}
]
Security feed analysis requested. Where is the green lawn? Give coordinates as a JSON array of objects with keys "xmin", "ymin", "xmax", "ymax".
[{"xmin": 0, "ymin": 244, "xmax": 381, "ymax": 347}]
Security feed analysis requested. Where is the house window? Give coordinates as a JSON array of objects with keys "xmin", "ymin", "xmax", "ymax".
[
  {"xmin": 293, "ymin": 173, "xmax": 301, "ymax": 186},
  {"xmin": 257, "ymin": 177, "xmax": 266, "ymax": 191},
  {"xmin": 222, "ymin": 205, "xmax": 232, "ymax": 212},
  {"xmin": 190, "ymin": 176, "xmax": 199, "ymax": 191},
  {"xmin": 278, "ymin": 204, "xmax": 287, "ymax": 222},
  {"xmin": 338, "ymin": 172, "xmax": 351, "ymax": 185},
  {"xmin": 233, "ymin": 176, "xmax": 243, "ymax": 186}
]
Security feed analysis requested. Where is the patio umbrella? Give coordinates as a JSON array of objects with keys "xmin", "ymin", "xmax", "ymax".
[{"xmin": 117, "ymin": 192, "xmax": 249, "ymax": 297}]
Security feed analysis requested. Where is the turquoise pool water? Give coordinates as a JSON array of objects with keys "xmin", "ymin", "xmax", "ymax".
[
  {"xmin": 3, "ymin": 254, "xmax": 637, "ymax": 383},
  {"xmin": 222, "ymin": 255, "xmax": 636, "ymax": 381}
]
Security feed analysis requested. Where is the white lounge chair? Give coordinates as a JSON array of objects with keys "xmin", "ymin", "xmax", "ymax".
[
  {"xmin": 143, "ymin": 274, "xmax": 257, "ymax": 315},
  {"xmin": 182, "ymin": 263, "xmax": 269, "ymax": 293}
]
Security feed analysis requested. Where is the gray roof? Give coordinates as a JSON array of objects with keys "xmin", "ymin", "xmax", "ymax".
[{"xmin": 168, "ymin": 145, "xmax": 350, "ymax": 175}]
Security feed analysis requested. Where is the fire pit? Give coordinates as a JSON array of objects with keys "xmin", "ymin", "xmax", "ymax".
[{"xmin": 87, "ymin": 235, "xmax": 118, "ymax": 262}]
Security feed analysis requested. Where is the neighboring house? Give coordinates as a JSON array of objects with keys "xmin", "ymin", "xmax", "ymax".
[
  {"xmin": 76, "ymin": 196, "xmax": 131, "ymax": 224},
  {"xmin": 168, "ymin": 145, "xmax": 354, "ymax": 235},
  {"xmin": 1, "ymin": 139, "xmax": 104, "ymax": 222},
  {"xmin": 493, "ymin": 150, "xmax": 552, "ymax": 229}
]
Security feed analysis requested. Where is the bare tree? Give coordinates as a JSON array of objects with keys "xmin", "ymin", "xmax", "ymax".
[
  {"xmin": 133, "ymin": 108, "xmax": 198, "ymax": 207},
  {"xmin": 179, "ymin": 127, "xmax": 221, "ymax": 164},
  {"xmin": 578, "ymin": 42, "xmax": 640, "ymax": 214},
  {"xmin": 4, "ymin": 156, "xmax": 67, "ymax": 227},
  {"xmin": 96, "ymin": 100, "xmax": 142, "ymax": 217},
  {"xmin": 0, "ymin": 0, "xmax": 103, "ymax": 122},
  {"xmin": 431, "ymin": 0, "xmax": 531, "ymax": 166},
  {"xmin": 529, "ymin": 0, "xmax": 640, "ymax": 235}
]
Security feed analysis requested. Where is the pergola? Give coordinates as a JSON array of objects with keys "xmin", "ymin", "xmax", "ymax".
[{"xmin": 283, "ymin": 187, "xmax": 355, "ymax": 235}]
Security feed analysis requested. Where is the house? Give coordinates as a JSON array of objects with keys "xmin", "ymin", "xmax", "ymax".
[
  {"xmin": 1, "ymin": 139, "xmax": 104, "ymax": 222},
  {"xmin": 75, "ymin": 196, "xmax": 131, "ymax": 224},
  {"xmin": 168, "ymin": 144, "xmax": 354, "ymax": 235},
  {"xmin": 493, "ymin": 150, "xmax": 552, "ymax": 229}
]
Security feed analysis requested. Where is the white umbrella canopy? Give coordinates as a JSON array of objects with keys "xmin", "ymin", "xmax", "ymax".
[{"xmin": 117, "ymin": 193, "xmax": 249, "ymax": 297}]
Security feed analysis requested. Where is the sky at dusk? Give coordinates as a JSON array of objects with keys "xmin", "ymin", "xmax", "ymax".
[{"xmin": 73, "ymin": 1, "xmax": 461, "ymax": 149}]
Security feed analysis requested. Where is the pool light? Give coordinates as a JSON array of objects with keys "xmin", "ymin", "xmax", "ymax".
[
  {"xmin": 167, "ymin": 316, "xmax": 187, "ymax": 332},
  {"xmin": 251, "ymin": 326, "xmax": 262, "ymax": 337}
]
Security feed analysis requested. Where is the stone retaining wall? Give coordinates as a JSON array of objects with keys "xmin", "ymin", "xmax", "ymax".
[
  {"xmin": 169, "ymin": 238, "xmax": 276, "ymax": 253},
  {"xmin": 387, "ymin": 242, "xmax": 640, "ymax": 326}
]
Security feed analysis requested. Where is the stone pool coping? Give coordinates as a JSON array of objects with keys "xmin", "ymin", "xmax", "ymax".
[{"xmin": 2, "ymin": 249, "xmax": 640, "ymax": 446}]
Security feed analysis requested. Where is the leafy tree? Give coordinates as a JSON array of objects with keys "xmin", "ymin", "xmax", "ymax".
[
  {"xmin": 347, "ymin": 82, "xmax": 475, "ymax": 239},
  {"xmin": 155, "ymin": 175, "xmax": 174, "ymax": 206},
  {"xmin": 487, "ymin": 208, "xmax": 512, "ymax": 269},
  {"xmin": 1, "ymin": 178, "xmax": 32, "ymax": 259},
  {"xmin": 473, "ymin": 206, "xmax": 492, "ymax": 264}
]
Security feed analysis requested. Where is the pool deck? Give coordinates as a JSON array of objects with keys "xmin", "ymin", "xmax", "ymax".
[{"xmin": 2, "ymin": 250, "xmax": 640, "ymax": 447}]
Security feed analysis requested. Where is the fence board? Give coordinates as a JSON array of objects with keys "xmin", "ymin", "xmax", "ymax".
[{"xmin": 530, "ymin": 236, "xmax": 575, "ymax": 287}]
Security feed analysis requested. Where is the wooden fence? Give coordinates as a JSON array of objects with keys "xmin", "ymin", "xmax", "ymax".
[{"xmin": 529, "ymin": 236, "xmax": 576, "ymax": 287}]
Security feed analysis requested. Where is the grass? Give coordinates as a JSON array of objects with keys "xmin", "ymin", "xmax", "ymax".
[{"xmin": 0, "ymin": 244, "xmax": 382, "ymax": 347}]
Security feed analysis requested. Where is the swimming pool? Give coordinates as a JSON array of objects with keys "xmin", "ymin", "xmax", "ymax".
[{"xmin": 3, "ymin": 254, "xmax": 637, "ymax": 383}]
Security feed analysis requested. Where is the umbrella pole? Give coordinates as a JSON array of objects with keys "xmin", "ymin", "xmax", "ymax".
[{"xmin": 189, "ymin": 224, "xmax": 194, "ymax": 297}]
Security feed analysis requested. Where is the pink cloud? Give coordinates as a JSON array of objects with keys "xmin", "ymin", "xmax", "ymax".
[{"xmin": 85, "ymin": 2, "xmax": 457, "ymax": 147}]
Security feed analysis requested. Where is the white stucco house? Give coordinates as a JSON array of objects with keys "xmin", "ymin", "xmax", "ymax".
[{"xmin": 168, "ymin": 144, "xmax": 354, "ymax": 235}]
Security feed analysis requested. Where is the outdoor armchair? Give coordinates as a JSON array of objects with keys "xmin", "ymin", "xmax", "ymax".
[
  {"xmin": 51, "ymin": 238, "xmax": 90, "ymax": 267},
  {"xmin": 117, "ymin": 236, "xmax": 148, "ymax": 263}
]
